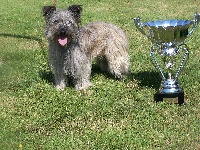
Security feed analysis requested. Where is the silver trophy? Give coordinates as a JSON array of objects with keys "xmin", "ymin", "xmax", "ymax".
[{"xmin": 134, "ymin": 13, "xmax": 200, "ymax": 104}]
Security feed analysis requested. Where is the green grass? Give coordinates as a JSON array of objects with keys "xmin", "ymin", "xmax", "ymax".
[{"xmin": 0, "ymin": 0, "xmax": 200, "ymax": 149}]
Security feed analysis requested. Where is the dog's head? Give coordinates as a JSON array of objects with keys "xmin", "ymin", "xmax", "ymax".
[{"xmin": 43, "ymin": 5, "xmax": 82, "ymax": 46}]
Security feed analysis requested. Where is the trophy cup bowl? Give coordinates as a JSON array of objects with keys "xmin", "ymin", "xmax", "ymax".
[{"xmin": 134, "ymin": 13, "xmax": 200, "ymax": 104}]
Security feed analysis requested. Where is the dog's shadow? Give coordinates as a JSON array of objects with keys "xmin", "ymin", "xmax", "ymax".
[
  {"xmin": 91, "ymin": 63, "xmax": 108, "ymax": 77},
  {"xmin": 39, "ymin": 70, "xmax": 54, "ymax": 84},
  {"xmin": 132, "ymin": 71, "xmax": 162, "ymax": 89},
  {"xmin": 39, "ymin": 63, "xmax": 120, "ymax": 86},
  {"xmin": 39, "ymin": 64, "xmax": 162, "ymax": 90},
  {"xmin": 92, "ymin": 64, "xmax": 162, "ymax": 90}
]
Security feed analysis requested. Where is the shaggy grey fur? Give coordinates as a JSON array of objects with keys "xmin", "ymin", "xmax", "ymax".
[{"xmin": 43, "ymin": 5, "xmax": 130, "ymax": 90}]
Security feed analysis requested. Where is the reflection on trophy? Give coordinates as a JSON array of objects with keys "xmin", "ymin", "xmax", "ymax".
[{"xmin": 134, "ymin": 13, "xmax": 200, "ymax": 104}]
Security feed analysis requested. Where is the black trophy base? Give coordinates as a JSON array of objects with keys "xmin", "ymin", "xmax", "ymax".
[{"xmin": 154, "ymin": 91, "xmax": 184, "ymax": 105}]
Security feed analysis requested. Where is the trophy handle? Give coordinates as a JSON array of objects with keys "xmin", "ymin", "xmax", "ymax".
[
  {"xmin": 133, "ymin": 16, "xmax": 153, "ymax": 39},
  {"xmin": 174, "ymin": 44, "xmax": 189, "ymax": 81},
  {"xmin": 188, "ymin": 12, "xmax": 200, "ymax": 36},
  {"xmin": 150, "ymin": 44, "xmax": 166, "ymax": 80}
]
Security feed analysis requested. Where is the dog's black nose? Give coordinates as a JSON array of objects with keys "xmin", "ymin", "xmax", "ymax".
[
  {"xmin": 59, "ymin": 26, "xmax": 67, "ymax": 35},
  {"xmin": 61, "ymin": 30, "xmax": 66, "ymax": 35}
]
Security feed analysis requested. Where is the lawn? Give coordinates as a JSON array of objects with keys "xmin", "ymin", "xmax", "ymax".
[{"xmin": 0, "ymin": 0, "xmax": 199, "ymax": 149}]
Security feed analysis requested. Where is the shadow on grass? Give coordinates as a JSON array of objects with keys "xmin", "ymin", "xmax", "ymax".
[
  {"xmin": 38, "ymin": 70, "xmax": 76, "ymax": 88},
  {"xmin": 0, "ymin": 33, "xmax": 54, "ymax": 85},
  {"xmin": 39, "ymin": 70, "xmax": 54, "ymax": 84},
  {"xmin": 133, "ymin": 71, "xmax": 162, "ymax": 89},
  {"xmin": 91, "ymin": 63, "xmax": 109, "ymax": 77},
  {"xmin": 38, "ymin": 63, "xmax": 118, "ymax": 87},
  {"xmin": 0, "ymin": 33, "xmax": 45, "ymax": 50},
  {"xmin": 91, "ymin": 63, "xmax": 128, "ymax": 81},
  {"xmin": 92, "ymin": 64, "xmax": 163, "ymax": 90},
  {"xmin": 38, "ymin": 63, "xmax": 113, "ymax": 86},
  {"xmin": 0, "ymin": 33, "xmax": 42, "ymax": 43}
]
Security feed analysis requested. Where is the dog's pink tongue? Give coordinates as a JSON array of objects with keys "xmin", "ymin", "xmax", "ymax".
[{"xmin": 58, "ymin": 37, "xmax": 67, "ymax": 46}]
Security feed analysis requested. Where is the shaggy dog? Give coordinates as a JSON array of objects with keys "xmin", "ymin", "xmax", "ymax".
[{"xmin": 43, "ymin": 5, "xmax": 130, "ymax": 90}]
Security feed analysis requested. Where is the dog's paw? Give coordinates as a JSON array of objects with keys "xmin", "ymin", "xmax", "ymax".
[
  {"xmin": 75, "ymin": 81, "xmax": 92, "ymax": 90},
  {"xmin": 55, "ymin": 84, "xmax": 66, "ymax": 91}
]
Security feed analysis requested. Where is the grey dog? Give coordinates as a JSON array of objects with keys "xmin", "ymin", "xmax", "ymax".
[{"xmin": 43, "ymin": 5, "xmax": 130, "ymax": 90}]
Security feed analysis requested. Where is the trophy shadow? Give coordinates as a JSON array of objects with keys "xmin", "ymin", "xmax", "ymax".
[{"xmin": 133, "ymin": 71, "xmax": 162, "ymax": 90}]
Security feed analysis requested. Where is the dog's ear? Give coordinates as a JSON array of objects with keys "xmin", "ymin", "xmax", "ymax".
[
  {"xmin": 42, "ymin": 6, "xmax": 56, "ymax": 18},
  {"xmin": 67, "ymin": 5, "xmax": 82, "ymax": 23}
]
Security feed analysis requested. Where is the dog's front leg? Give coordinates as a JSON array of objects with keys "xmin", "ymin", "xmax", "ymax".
[
  {"xmin": 54, "ymin": 71, "xmax": 67, "ymax": 90},
  {"xmin": 49, "ymin": 49, "xmax": 67, "ymax": 90}
]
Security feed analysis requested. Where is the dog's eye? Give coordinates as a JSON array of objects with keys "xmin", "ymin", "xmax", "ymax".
[
  {"xmin": 66, "ymin": 20, "xmax": 72, "ymax": 25},
  {"xmin": 54, "ymin": 20, "xmax": 59, "ymax": 24}
]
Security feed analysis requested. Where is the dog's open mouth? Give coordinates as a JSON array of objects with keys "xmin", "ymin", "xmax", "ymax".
[{"xmin": 58, "ymin": 36, "xmax": 68, "ymax": 46}]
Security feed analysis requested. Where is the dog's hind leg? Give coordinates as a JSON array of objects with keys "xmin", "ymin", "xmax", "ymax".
[{"xmin": 106, "ymin": 51, "xmax": 130, "ymax": 80}]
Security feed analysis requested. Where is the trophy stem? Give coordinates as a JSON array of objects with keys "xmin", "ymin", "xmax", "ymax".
[{"xmin": 168, "ymin": 71, "xmax": 172, "ymax": 80}]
